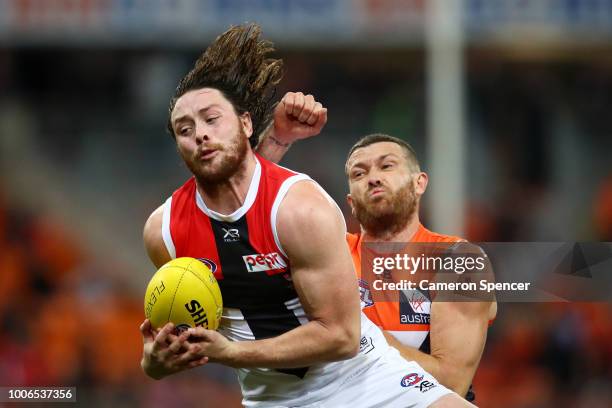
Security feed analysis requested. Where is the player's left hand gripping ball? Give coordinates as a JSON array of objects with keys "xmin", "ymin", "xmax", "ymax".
[{"xmin": 144, "ymin": 257, "xmax": 223, "ymax": 333}]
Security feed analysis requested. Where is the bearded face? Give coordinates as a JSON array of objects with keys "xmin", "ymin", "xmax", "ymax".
[
  {"xmin": 181, "ymin": 123, "xmax": 249, "ymax": 186},
  {"xmin": 346, "ymin": 141, "xmax": 423, "ymax": 239},
  {"xmin": 171, "ymin": 88, "xmax": 252, "ymax": 187},
  {"xmin": 352, "ymin": 178, "xmax": 418, "ymax": 238}
]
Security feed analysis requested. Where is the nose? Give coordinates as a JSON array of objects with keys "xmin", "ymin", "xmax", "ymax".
[
  {"xmin": 194, "ymin": 122, "xmax": 209, "ymax": 145},
  {"xmin": 367, "ymin": 174, "xmax": 383, "ymax": 188}
]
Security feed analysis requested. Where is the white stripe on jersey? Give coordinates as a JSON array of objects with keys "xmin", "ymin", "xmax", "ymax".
[
  {"xmin": 219, "ymin": 307, "xmax": 256, "ymax": 341},
  {"xmin": 387, "ymin": 330, "xmax": 430, "ymax": 349},
  {"xmin": 271, "ymin": 175, "xmax": 347, "ymax": 259},
  {"xmin": 219, "ymin": 300, "xmax": 310, "ymax": 342},
  {"xmin": 284, "ymin": 297, "xmax": 309, "ymax": 326},
  {"xmin": 270, "ymin": 173, "xmax": 312, "ymax": 258},
  {"xmin": 161, "ymin": 196, "xmax": 176, "ymax": 259}
]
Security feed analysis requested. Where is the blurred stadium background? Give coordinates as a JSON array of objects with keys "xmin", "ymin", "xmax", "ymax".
[{"xmin": 0, "ymin": 0, "xmax": 611, "ymax": 407}]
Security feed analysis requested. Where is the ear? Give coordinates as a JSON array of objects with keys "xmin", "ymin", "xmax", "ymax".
[
  {"xmin": 240, "ymin": 112, "xmax": 253, "ymax": 139},
  {"xmin": 415, "ymin": 172, "xmax": 428, "ymax": 196},
  {"xmin": 346, "ymin": 194, "xmax": 355, "ymax": 216}
]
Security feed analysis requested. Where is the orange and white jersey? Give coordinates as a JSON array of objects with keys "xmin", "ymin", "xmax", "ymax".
[{"xmin": 347, "ymin": 224, "xmax": 462, "ymax": 352}]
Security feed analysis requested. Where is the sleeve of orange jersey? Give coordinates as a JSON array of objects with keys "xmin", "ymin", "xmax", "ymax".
[
  {"xmin": 346, "ymin": 232, "xmax": 388, "ymax": 329},
  {"xmin": 345, "ymin": 233, "xmax": 362, "ymax": 279}
]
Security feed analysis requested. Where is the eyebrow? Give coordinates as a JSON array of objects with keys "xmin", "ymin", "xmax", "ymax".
[
  {"xmin": 349, "ymin": 153, "xmax": 401, "ymax": 171},
  {"xmin": 172, "ymin": 104, "xmax": 222, "ymax": 126}
]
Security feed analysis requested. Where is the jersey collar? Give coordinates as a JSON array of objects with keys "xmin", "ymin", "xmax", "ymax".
[{"xmin": 195, "ymin": 156, "xmax": 262, "ymax": 223}]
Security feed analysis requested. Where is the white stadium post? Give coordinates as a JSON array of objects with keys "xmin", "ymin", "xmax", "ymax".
[{"xmin": 425, "ymin": 0, "xmax": 466, "ymax": 237}]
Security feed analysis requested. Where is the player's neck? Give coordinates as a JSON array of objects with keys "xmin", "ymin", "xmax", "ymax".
[
  {"xmin": 362, "ymin": 215, "xmax": 421, "ymax": 243},
  {"xmin": 195, "ymin": 152, "xmax": 257, "ymax": 215}
]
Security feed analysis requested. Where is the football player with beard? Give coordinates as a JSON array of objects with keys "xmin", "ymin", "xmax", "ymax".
[
  {"xmin": 261, "ymin": 131, "xmax": 497, "ymax": 402},
  {"xmin": 139, "ymin": 24, "xmax": 475, "ymax": 407}
]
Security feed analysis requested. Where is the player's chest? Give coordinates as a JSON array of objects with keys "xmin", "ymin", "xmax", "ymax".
[{"xmin": 181, "ymin": 216, "xmax": 295, "ymax": 307}]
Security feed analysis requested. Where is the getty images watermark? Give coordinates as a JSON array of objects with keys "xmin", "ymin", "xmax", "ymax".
[
  {"xmin": 360, "ymin": 242, "xmax": 612, "ymax": 303},
  {"xmin": 370, "ymin": 250, "xmax": 530, "ymax": 294}
]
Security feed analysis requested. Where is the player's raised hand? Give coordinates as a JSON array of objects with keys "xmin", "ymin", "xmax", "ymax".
[
  {"xmin": 140, "ymin": 320, "xmax": 209, "ymax": 379},
  {"xmin": 273, "ymin": 92, "xmax": 328, "ymax": 145}
]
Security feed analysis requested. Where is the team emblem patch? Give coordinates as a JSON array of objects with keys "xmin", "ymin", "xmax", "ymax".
[
  {"xmin": 197, "ymin": 258, "xmax": 217, "ymax": 273},
  {"xmin": 401, "ymin": 373, "xmax": 423, "ymax": 387},
  {"xmin": 358, "ymin": 279, "xmax": 374, "ymax": 308}
]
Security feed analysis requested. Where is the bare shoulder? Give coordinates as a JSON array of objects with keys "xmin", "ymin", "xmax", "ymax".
[
  {"xmin": 143, "ymin": 204, "xmax": 163, "ymax": 244},
  {"xmin": 276, "ymin": 180, "xmax": 345, "ymax": 261},
  {"xmin": 277, "ymin": 180, "xmax": 343, "ymax": 232},
  {"xmin": 143, "ymin": 204, "xmax": 171, "ymax": 269}
]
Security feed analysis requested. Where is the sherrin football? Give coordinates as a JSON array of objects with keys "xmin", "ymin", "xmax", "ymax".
[{"xmin": 144, "ymin": 257, "xmax": 223, "ymax": 332}]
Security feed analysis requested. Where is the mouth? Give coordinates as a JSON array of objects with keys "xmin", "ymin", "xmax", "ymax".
[
  {"xmin": 369, "ymin": 188, "xmax": 386, "ymax": 198},
  {"xmin": 198, "ymin": 148, "xmax": 218, "ymax": 161}
]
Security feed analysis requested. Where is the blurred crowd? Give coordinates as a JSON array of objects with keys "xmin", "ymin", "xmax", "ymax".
[
  {"xmin": 0, "ymin": 194, "xmax": 242, "ymax": 407},
  {"xmin": 0, "ymin": 48, "xmax": 610, "ymax": 407}
]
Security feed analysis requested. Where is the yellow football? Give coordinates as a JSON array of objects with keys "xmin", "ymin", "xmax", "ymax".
[{"xmin": 144, "ymin": 257, "xmax": 223, "ymax": 331}]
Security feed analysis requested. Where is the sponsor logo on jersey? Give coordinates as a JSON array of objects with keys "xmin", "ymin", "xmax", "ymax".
[
  {"xmin": 408, "ymin": 290, "xmax": 430, "ymax": 313},
  {"xmin": 243, "ymin": 252, "xmax": 287, "ymax": 273},
  {"xmin": 197, "ymin": 258, "xmax": 218, "ymax": 273},
  {"xmin": 400, "ymin": 372, "xmax": 437, "ymax": 392},
  {"xmin": 222, "ymin": 227, "xmax": 240, "ymax": 242},
  {"xmin": 401, "ymin": 373, "xmax": 423, "ymax": 387},
  {"xmin": 400, "ymin": 313, "xmax": 431, "ymax": 324},
  {"xmin": 417, "ymin": 380, "xmax": 437, "ymax": 393},
  {"xmin": 358, "ymin": 279, "xmax": 374, "ymax": 308},
  {"xmin": 359, "ymin": 336, "xmax": 375, "ymax": 354},
  {"xmin": 399, "ymin": 289, "xmax": 431, "ymax": 325}
]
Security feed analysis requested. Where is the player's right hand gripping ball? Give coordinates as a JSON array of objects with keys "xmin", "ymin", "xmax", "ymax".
[{"xmin": 144, "ymin": 257, "xmax": 223, "ymax": 332}]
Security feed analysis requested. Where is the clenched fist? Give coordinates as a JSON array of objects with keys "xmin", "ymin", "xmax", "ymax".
[{"xmin": 273, "ymin": 92, "xmax": 328, "ymax": 145}]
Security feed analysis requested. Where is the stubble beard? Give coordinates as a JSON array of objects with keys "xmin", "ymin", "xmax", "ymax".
[
  {"xmin": 184, "ymin": 126, "xmax": 249, "ymax": 187},
  {"xmin": 353, "ymin": 181, "xmax": 418, "ymax": 239}
]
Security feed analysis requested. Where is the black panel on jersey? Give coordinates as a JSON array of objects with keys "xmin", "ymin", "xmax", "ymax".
[
  {"xmin": 210, "ymin": 217, "xmax": 298, "ymax": 310},
  {"xmin": 209, "ymin": 217, "xmax": 309, "ymax": 379},
  {"xmin": 465, "ymin": 385, "xmax": 475, "ymax": 402},
  {"xmin": 418, "ymin": 333, "xmax": 431, "ymax": 354}
]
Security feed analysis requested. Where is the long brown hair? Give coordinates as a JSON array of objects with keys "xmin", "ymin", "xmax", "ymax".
[{"xmin": 167, "ymin": 23, "xmax": 283, "ymax": 148}]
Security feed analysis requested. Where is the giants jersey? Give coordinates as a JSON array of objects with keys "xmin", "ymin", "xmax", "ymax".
[
  {"xmin": 348, "ymin": 225, "xmax": 478, "ymax": 402},
  {"xmin": 160, "ymin": 155, "xmax": 390, "ymax": 407},
  {"xmin": 348, "ymin": 224, "xmax": 461, "ymax": 350}
]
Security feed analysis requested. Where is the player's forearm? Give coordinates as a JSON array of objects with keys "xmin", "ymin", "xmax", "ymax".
[
  {"xmin": 431, "ymin": 354, "xmax": 475, "ymax": 398},
  {"xmin": 255, "ymin": 125, "xmax": 291, "ymax": 164},
  {"xmin": 225, "ymin": 320, "xmax": 358, "ymax": 369},
  {"xmin": 428, "ymin": 301, "xmax": 490, "ymax": 397},
  {"xmin": 383, "ymin": 331, "xmax": 472, "ymax": 397}
]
